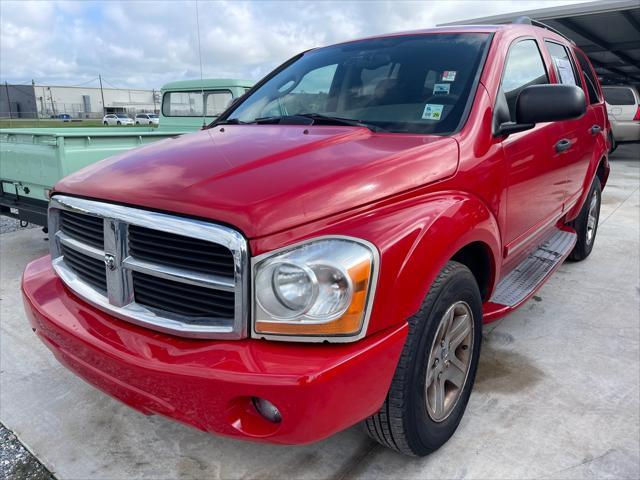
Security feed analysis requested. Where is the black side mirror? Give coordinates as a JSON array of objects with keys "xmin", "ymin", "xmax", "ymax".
[
  {"xmin": 495, "ymin": 84, "xmax": 586, "ymax": 137},
  {"xmin": 516, "ymin": 84, "xmax": 586, "ymax": 124}
]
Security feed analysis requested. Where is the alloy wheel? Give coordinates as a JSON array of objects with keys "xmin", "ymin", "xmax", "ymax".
[{"xmin": 425, "ymin": 301, "xmax": 474, "ymax": 422}]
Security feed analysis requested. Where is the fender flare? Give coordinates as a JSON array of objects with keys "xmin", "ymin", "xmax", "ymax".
[
  {"xmin": 566, "ymin": 153, "xmax": 609, "ymax": 221},
  {"xmin": 388, "ymin": 191, "xmax": 502, "ymax": 325}
]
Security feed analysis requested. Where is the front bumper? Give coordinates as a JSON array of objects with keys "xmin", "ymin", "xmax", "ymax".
[{"xmin": 22, "ymin": 255, "xmax": 407, "ymax": 444}]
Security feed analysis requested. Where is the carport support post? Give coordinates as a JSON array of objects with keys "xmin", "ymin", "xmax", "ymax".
[
  {"xmin": 4, "ymin": 82, "xmax": 12, "ymax": 120},
  {"xmin": 99, "ymin": 74, "xmax": 106, "ymax": 116}
]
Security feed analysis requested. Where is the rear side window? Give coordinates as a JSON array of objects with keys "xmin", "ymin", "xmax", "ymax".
[
  {"xmin": 501, "ymin": 39, "xmax": 549, "ymax": 120},
  {"xmin": 602, "ymin": 87, "xmax": 636, "ymax": 105},
  {"xmin": 545, "ymin": 41, "xmax": 579, "ymax": 86},
  {"xmin": 574, "ymin": 49, "xmax": 600, "ymax": 104}
]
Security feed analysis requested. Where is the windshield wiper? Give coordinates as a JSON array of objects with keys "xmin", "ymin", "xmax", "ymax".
[
  {"xmin": 296, "ymin": 113, "xmax": 386, "ymax": 132},
  {"xmin": 217, "ymin": 114, "xmax": 385, "ymax": 132},
  {"xmin": 215, "ymin": 118, "xmax": 247, "ymax": 125}
]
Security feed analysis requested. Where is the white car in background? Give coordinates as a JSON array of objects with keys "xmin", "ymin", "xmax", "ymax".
[
  {"xmin": 602, "ymin": 86, "xmax": 640, "ymax": 151},
  {"xmin": 135, "ymin": 113, "xmax": 159, "ymax": 126},
  {"xmin": 102, "ymin": 113, "xmax": 134, "ymax": 126}
]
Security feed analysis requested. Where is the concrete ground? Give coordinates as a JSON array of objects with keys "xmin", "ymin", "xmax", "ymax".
[{"xmin": 1, "ymin": 144, "xmax": 638, "ymax": 480}]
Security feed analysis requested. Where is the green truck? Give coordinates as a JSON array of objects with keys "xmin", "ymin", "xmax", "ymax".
[{"xmin": 0, "ymin": 79, "xmax": 252, "ymax": 227}]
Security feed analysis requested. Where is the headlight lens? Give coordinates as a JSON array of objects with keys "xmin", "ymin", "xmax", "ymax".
[
  {"xmin": 253, "ymin": 238, "xmax": 378, "ymax": 339},
  {"xmin": 272, "ymin": 263, "xmax": 315, "ymax": 312}
]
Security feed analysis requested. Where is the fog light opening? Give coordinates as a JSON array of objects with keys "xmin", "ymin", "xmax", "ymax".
[{"xmin": 252, "ymin": 397, "xmax": 282, "ymax": 423}]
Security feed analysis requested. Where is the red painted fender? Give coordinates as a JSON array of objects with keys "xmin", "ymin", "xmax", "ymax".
[{"xmin": 252, "ymin": 190, "xmax": 502, "ymax": 337}]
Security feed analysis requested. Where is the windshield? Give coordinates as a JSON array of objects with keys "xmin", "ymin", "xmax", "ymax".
[
  {"xmin": 148, "ymin": 114, "xmax": 158, "ymax": 118},
  {"xmin": 116, "ymin": 114, "xmax": 129, "ymax": 118},
  {"xmin": 225, "ymin": 33, "xmax": 489, "ymax": 134},
  {"xmin": 162, "ymin": 90, "xmax": 233, "ymax": 117}
]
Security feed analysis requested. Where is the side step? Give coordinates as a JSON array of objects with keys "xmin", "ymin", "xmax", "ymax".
[{"xmin": 490, "ymin": 229, "xmax": 576, "ymax": 307}]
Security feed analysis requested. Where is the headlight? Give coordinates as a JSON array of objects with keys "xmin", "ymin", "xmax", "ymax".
[{"xmin": 253, "ymin": 237, "xmax": 378, "ymax": 340}]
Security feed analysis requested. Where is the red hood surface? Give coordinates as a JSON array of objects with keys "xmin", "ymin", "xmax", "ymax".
[{"xmin": 56, "ymin": 125, "xmax": 458, "ymax": 238}]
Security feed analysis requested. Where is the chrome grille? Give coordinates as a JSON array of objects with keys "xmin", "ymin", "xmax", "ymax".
[
  {"xmin": 128, "ymin": 225, "xmax": 235, "ymax": 277},
  {"xmin": 60, "ymin": 210, "xmax": 104, "ymax": 248},
  {"xmin": 60, "ymin": 244, "xmax": 107, "ymax": 293},
  {"xmin": 49, "ymin": 195, "xmax": 248, "ymax": 339},
  {"xmin": 132, "ymin": 271, "xmax": 235, "ymax": 321}
]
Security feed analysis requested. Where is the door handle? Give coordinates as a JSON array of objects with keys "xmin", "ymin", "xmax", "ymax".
[
  {"xmin": 590, "ymin": 125, "xmax": 602, "ymax": 135},
  {"xmin": 555, "ymin": 138, "xmax": 572, "ymax": 153}
]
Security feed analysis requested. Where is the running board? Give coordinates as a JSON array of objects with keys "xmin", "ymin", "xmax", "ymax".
[{"xmin": 490, "ymin": 229, "xmax": 576, "ymax": 307}]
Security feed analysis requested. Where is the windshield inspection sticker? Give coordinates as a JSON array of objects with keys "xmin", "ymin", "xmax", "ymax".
[
  {"xmin": 433, "ymin": 83, "xmax": 450, "ymax": 95},
  {"xmin": 422, "ymin": 104, "xmax": 444, "ymax": 121},
  {"xmin": 442, "ymin": 70, "xmax": 457, "ymax": 82}
]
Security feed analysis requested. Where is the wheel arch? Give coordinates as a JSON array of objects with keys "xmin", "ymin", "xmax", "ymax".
[
  {"xmin": 389, "ymin": 193, "xmax": 501, "ymax": 327},
  {"xmin": 596, "ymin": 155, "xmax": 609, "ymax": 188},
  {"xmin": 566, "ymin": 153, "xmax": 609, "ymax": 221},
  {"xmin": 450, "ymin": 241, "xmax": 495, "ymax": 301}
]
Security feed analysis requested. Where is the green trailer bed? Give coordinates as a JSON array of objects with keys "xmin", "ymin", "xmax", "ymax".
[
  {"xmin": 0, "ymin": 78, "xmax": 254, "ymax": 227},
  {"xmin": 0, "ymin": 128, "xmax": 183, "ymax": 227}
]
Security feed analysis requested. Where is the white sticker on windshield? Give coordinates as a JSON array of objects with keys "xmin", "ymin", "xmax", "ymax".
[
  {"xmin": 442, "ymin": 70, "xmax": 457, "ymax": 82},
  {"xmin": 422, "ymin": 104, "xmax": 444, "ymax": 120},
  {"xmin": 433, "ymin": 83, "xmax": 450, "ymax": 95}
]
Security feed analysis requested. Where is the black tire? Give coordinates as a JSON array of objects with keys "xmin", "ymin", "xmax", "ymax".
[
  {"xmin": 608, "ymin": 131, "xmax": 617, "ymax": 154},
  {"xmin": 103, "ymin": 121, "xmax": 108, "ymax": 126},
  {"xmin": 568, "ymin": 176, "xmax": 601, "ymax": 261},
  {"xmin": 135, "ymin": 121, "xmax": 140, "ymax": 125},
  {"xmin": 117, "ymin": 121, "xmax": 122, "ymax": 125},
  {"xmin": 363, "ymin": 261, "xmax": 482, "ymax": 456}
]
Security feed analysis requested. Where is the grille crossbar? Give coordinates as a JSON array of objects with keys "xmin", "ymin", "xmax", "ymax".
[{"xmin": 49, "ymin": 195, "xmax": 248, "ymax": 339}]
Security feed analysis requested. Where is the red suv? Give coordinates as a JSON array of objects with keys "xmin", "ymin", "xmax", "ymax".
[{"xmin": 23, "ymin": 22, "xmax": 609, "ymax": 456}]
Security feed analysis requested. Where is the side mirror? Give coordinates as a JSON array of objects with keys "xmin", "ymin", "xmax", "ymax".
[
  {"xmin": 516, "ymin": 84, "xmax": 586, "ymax": 124},
  {"xmin": 495, "ymin": 84, "xmax": 586, "ymax": 137}
]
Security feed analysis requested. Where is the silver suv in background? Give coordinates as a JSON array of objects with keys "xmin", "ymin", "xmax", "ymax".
[
  {"xmin": 602, "ymin": 86, "xmax": 640, "ymax": 151},
  {"xmin": 135, "ymin": 113, "xmax": 159, "ymax": 126}
]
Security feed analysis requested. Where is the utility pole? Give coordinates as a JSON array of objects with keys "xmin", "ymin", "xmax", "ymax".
[
  {"xmin": 32, "ymin": 79, "xmax": 39, "ymax": 124},
  {"xmin": 4, "ymin": 81, "xmax": 12, "ymax": 120},
  {"xmin": 48, "ymin": 87, "xmax": 55, "ymax": 115},
  {"xmin": 99, "ymin": 74, "xmax": 106, "ymax": 116}
]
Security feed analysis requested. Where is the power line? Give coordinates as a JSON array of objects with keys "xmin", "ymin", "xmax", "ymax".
[
  {"xmin": 2, "ymin": 77, "xmax": 100, "ymax": 88},
  {"xmin": 100, "ymin": 77, "xmax": 121, "ymax": 89}
]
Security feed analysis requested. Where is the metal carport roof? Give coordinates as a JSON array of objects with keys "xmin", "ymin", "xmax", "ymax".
[{"xmin": 440, "ymin": 0, "xmax": 640, "ymax": 85}]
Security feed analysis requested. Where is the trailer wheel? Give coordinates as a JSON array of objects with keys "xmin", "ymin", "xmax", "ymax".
[{"xmin": 363, "ymin": 261, "xmax": 482, "ymax": 456}]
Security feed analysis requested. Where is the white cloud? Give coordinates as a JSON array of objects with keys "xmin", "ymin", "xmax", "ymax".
[{"xmin": 0, "ymin": 0, "xmax": 588, "ymax": 89}]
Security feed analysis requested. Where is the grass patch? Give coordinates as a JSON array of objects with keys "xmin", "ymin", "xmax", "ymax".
[{"xmin": 0, "ymin": 119, "xmax": 106, "ymax": 128}]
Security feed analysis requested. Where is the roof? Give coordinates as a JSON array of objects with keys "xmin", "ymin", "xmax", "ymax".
[
  {"xmin": 439, "ymin": 0, "xmax": 640, "ymax": 85},
  {"xmin": 160, "ymin": 78, "xmax": 253, "ymax": 91}
]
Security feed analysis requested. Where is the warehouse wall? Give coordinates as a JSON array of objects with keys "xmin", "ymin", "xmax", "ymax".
[
  {"xmin": 32, "ymin": 85, "xmax": 157, "ymax": 118},
  {"xmin": 0, "ymin": 84, "xmax": 38, "ymax": 119}
]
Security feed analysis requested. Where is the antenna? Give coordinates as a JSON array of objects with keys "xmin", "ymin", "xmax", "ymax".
[{"xmin": 195, "ymin": 0, "xmax": 206, "ymax": 128}]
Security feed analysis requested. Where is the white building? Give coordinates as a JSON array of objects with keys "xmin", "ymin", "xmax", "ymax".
[{"xmin": 32, "ymin": 84, "xmax": 159, "ymax": 118}]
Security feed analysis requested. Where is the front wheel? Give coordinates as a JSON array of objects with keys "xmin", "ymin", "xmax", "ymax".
[
  {"xmin": 103, "ymin": 121, "xmax": 108, "ymax": 126},
  {"xmin": 568, "ymin": 176, "xmax": 601, "ymax": 261},
  {"xmin": 117, "ymin": 121, "xmax": 122, "ymax": 125},
  {"xmin": 364, "ymin": 261, "xmax": 482, "ymax": 456}
]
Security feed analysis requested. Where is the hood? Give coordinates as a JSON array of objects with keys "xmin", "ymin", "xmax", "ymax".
[{"xmin": 56, "ymin": 125, "xmax": 458, "ymax": 238}]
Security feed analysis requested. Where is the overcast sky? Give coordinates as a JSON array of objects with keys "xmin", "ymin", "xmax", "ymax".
[{"xmin": 1, "ymin": 0, "xmax": 589, "ymax": 90}]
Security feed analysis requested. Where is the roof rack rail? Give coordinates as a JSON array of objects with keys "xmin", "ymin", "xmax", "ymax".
[{"xmin": 512, "ymin": 16, "xmax": 576, "ymax": 45}]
